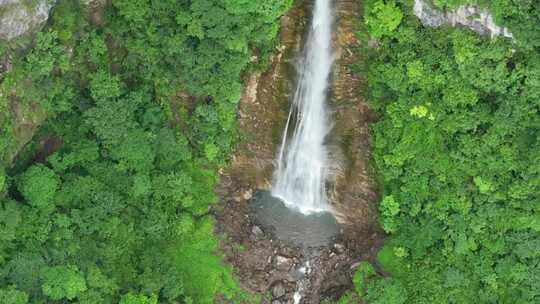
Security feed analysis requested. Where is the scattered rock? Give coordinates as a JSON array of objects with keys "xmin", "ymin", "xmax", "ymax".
[
  {"xmin": 334, "ymin": 243, "xmax": 345, "ymax": 254},
  {"xmin": 275, "ymin": 255, "xmax": 293, "ymax": 271},
  {"xmin": 368, "ymin": 38, "xmax": 379, "ymax": 48},
  {"xmin": 279, "ymin": 246, "xmax": 296, "ymax": 257},
  {"xmin": 350, "ymin": 262, "xmax": 361, "ymax": 270},
  {"xmin": 81, "ymin": 0, "xmax": 107, "ymax": 27},
  {"xmin": 252, "ymin": 225, "xmax": 263, "ymax": 237},
  {"xmin": 272, "ymin": 282, "xmax": 286, "ymax": 298},
  {"xmin": 243, "ymin": 189, "xmax": 253, "ymax": 200}
]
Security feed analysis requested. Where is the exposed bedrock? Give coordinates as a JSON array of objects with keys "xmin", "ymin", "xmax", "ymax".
[
  {"xmin": 413, "ymin": 0, "xmax": 513, "ymax": 39},
  {"xmin": 0, "ymin": 0, "xmax": 54, "ymax": 41}
]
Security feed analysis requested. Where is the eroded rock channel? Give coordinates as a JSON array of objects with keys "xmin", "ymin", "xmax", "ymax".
[{"xmin": 214, "ymin": 0, "xmax": 383, "ymax": 302}]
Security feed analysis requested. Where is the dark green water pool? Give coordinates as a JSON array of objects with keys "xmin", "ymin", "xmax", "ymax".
[{"xmin": 250, "ymin": 191, "xmax": 340, "ymax": 248}]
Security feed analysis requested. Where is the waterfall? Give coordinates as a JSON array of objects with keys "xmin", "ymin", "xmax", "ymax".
[{"xmin": 272, "ymin": 0, "xmax": 334, "ymax": 214}]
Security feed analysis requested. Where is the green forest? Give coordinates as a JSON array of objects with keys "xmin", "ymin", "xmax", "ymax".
[
  {"xmin": 0, "ymin": 0, "xmax": 539, "ymax": 303},
  {"xmin": 0, "ymin": 0, "xmax": 292, "ymax": 303},
  {"xmin": 342, "ymin": 0, "xmax": 539, "ymax": 303}
]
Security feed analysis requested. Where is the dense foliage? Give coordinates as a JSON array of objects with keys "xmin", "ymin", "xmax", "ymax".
[
  {"xmin": 0, "ymin": 0, "xmax": 291, "ymax": 303},
  {"xmin": 344, "ymin": 0, "xmax": 539, "ymax": 303}
]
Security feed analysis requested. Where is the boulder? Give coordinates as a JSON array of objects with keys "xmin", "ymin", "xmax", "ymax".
[
  {"xmin": 0, "ymin": 0, "xmax": 55, "ymax": 41},
  {"xmin": 272, "ymin": 282, "xmax": 286, "ymax": 298},
  {"xmin": 251, "ymin": 225, "xmax": 264, "ymax": 238},
  {"xmin": 275, "ymin": 255, "xmax": 293, "ymax": 271}
]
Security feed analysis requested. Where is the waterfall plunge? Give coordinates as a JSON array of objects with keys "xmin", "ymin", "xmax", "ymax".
[{"xmin": 272, "ymin": 0, "xmax": 334, "ymax": 214}]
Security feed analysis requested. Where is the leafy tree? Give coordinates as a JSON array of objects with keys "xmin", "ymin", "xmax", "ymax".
[
  {"xmin": 352, "ymin": 262, "xmax": 377, "ymax": 296},
  {"xmin": 358, "ymin": 1, "xmax": 540, "ymax": 303},
  {"xmin": 0, "ymin": 286, "xmax": 28, "ymax": 304},
  {"xmin": 17, "ymin": 165, "xmax": 59, "ymax": 209},
  {"xmin": 0, "ymin": 0, "xmax": 292, "ymax": 303},
  {"xmin": 365, "ymin": 0, "xmax": 403, "ymax": 38},
  {"xmin": 0, "ymin": 165, "xmax": 5, "ymax": 192},
  {"xmin": 40, "ymin": 265, "xmax": 87, "ymax": 301},
  {"xmin": 380, "ymin": 195, "xmax": 400, "ymax": 233},
  {"xmin": 119, "ymin": 293, "xmax": 158, "ymax": 304},
  {"xmin": 364, "ymin": 278, "xmax": 407, "ymax": 304},
  {"xmin": 0, "ymin": 200, "xmax": 21, "ymax": 263}
]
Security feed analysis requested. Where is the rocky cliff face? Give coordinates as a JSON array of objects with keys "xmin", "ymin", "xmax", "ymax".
[
  {"xmin": 327, "ymin": 0, "xmax": 379, "ymax": 228},
  {"xmin": 325, "ymin": 0, "xmax": 383, "ymax": 269},
  {"xmin": 0, "ymin": 0, "xmax": 55, "ymax": 41},
  {"xmin": 413, "ymin": 0, "xmax": 513, "ymax": 39}
]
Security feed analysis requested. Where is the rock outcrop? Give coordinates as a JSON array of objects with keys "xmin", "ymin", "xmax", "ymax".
[
  {"xmin": 413, "ymin": 0, "xmax": 513, "ymax": 39},
  {"xmin": 0, "ymin": 0, "xmax": 55, "ymax": 41},
  {"xmin": 327, "ymin": 0, "xmax": 379, "ymax": 229}
]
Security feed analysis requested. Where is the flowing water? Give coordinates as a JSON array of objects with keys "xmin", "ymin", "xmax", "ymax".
[
  {"xmin": 251, "ymin": 2, "xmax": 337, "ymax": 302},
  {"xmin": 272, "ymin": 0, "xmax": 335, "ymax": 214}
]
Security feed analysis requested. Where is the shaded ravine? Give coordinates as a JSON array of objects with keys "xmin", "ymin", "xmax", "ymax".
[{"xmin": 214, "ymin": 0, "xmax": 383, "ymax": 302}]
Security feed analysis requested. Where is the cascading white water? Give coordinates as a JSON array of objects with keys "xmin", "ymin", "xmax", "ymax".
[{"xmin": 272, "ymin": 0, "xmax": 334, "ymax": 214}]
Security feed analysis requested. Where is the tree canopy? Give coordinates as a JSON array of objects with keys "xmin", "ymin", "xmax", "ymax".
[
  {"xmin": 0, "ymin": 0, "xmax": 292, "ymax": 302},
  {"xmin": 342, "ymin": 0, "xmax": 540, "ymax": 303}
]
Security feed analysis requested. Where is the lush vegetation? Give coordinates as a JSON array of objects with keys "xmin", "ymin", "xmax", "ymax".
[
  {"xmin": 0, "ymin": 0, "xmax": 291, "ymax": 303},
  {"xmin": 2, "ymin": 0, "xmax": 538, "ymax": 303},
  {"xmin": 343, "ymin": 0, "xmax": 539, "ymax": 303}
]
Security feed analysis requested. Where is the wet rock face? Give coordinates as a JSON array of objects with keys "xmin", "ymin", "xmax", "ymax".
[
  {"xmin": 327, "ymin": 0, "xmax": 380, "ymax": 234},
  {"xmin": 413, "ymin": 0, "xmax": 513, "ymax": 39},
  {"xmin": 0, "ymin": 0, "xmax": 55, "ymax": 41}
]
